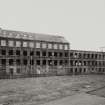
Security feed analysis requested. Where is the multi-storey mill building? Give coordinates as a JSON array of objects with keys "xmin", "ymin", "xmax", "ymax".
[
  {"xmin": 69, "ymin": 50, "xmax": 105, "ymax": 75},
  {"xmin": 0, "ymin": 28, "xmax": 70, "ymax": 77},
  {"xmin": 0, "ymin": 27, "xmax": 105, "ymax": 78}
]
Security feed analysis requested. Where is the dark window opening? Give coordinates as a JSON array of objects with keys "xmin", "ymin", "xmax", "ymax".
[
  {"xmin": 48, "ymin": 60, "xmax": 53, "ymax": 66},
  {"xmin": 1, "ymin": 59, "xmax": 6, "ymax": 65},
  {"xmin": 42, "ymin": 60, "xmax": 46, "ymax": 65},
  {"xmin": 95, "ymin": 54, "xmax": 97, "ymax": 59},
  {"xmin": 59, "ymin": 60, "xmax": 63, "ymax": 65},
  {"xmin": 75, "ymin": 68, "xmax": 77, "ymax": 73},
  {"xmin": 30, "ymin": 51, "xmax": 34, "ymax": 56},
  {"xmin": 91, "ymin": 54, "xmax": 94, "ymax": 59},
  {"xmin": 36, "ymin": 51, "xmax": 40, "ymax": 57},
  {"xmin": 36, "ymin": 60, "xmax": 40, "ymax": 65},
  {"xmin": 99, "ymin": 68, "xmax": 101, "ymax": 72},
  {"xmin": 16, "ymin": 50, "xmax": 20, "ymax": 56},
  {"xmin": 54, "ymin": 60, "xmax": 57, "ymax": 66},
  {"xmin": 70, "ymin": 53, "xmax": 73, "ymax": 58},
  {"xmin": 42, "ymin": 51, "xmax": 46, "ymax": 56},
  {"xmin": 1, "ymin": 50, "xmax": 6, "ymax": 55},
  {"xmin": 79, "ymin": 68, "xmax": 82, "ymax": 73},
  {"xmin": 54, "ymin": 52, "xmax": 57, "ymax": 57},
  {"xmin": 30, "ymin": 60, "xmax": 34, "ymax": 65},
  {"xmin": 84, "ymin": 61, "xmax": 86, "ymax": 66},
  {"xmin": 70, "ymin": 60, "xmax": 73, "ymax": 66},
  {"xmin": 65, "ymin": 60, "xmax": 68, "ymax": 65},
  {"xmin": 9, "ymin": 59, "xmax": 14, "ymax": 65},
  {"xmin": 23, "ymin": 51, "xmax": 27, "ymax": 56},
  {"xmin": 87, "ymin": 54, "xmax": 90, "ymax": 58},
  {"xmin": 59, "ymin": 52, "xmax": 63, "ymax": 57},
  {"xmin": 48, "ymin": 52, "xmax": 52, "ymax": 57},
  {"xmin": 9, "ymin": 50, "xmax": 13, "ymax": 55},
  {"xmin": 23, "ymin": 59, "xmax": 27, "ymax": 65},
  {"xmin": 84, "ymin": 68, "xmax": 86, "ymax": 72},
  {"xmin": 65, "ymin": 52, "xmax": 68, "ymax": 57},
  {"xmin": 16, "ymin": 59, "xmax": 21, "ymax": 65}
]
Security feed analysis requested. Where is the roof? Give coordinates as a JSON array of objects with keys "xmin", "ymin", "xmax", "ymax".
[{"xmin": 0, "ymin": 28, "xmax": 68, "ymax": 43}]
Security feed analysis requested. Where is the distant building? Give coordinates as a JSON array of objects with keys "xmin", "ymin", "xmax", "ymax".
[
  {"xmin": 0, "ymin": 27, "xmax": 105, "ymax": 78},
  {"xmin": 0, "ymin": 28, "xmax": 70, "ymax": 78}
]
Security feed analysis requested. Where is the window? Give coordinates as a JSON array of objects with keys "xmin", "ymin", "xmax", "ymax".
[
  {"xmin": 36, "ymin": 51, "xmax": 40, "ymax": 57},
  {"xmin": 42, "ymin": 43, "xmax": 47, "ymax": 49},
  {"xmin": 65, "ymin": 52, "xmax": 68, "ymax": 57},
  {"xmin": 42, "ymin": 60, "xmax": 46, "ymax": 65},
  {"xmin": 23, "ymin": 51, "xmax": 27, "ymax": 56},
  {"xmin": 16, "ymin": 41, "xmax": 21, "ymax": 47},
  {"xmin": 1, "ymin": 59, "xmax": 6, "ymax": 65},
  {"xmin": 59, "ymin": 52, "xmax": 63, "ymax": 57},
  {"xmin": 48, "ymin": 43, "xmax": 52, "ymax": 49},
  {"xmin": 64, "ymin": 45, "xmax": 68, "ymax": 50},
  {"xmin": 54, "ymin": 52, "xmax": 57, "ymax": 57},
  {"xmin": 42, "ymin": 51, "xmax": 46, "ymax": 56},
  {"xmin": 23, "ymin": 59, "xmax": 27, "ymax": 65},
  {"xmin": 65, "ymin": 60, "xmax": 68, "ymax": 65},
  {"xmin": 9, "ymin": 50, "xmax": 13, "ymax": 55},
  {"xmin": 8, "ymin": 41, "xmax": 14, "ymax": 47},
  {"xmin": 30, "ymin": 51, "xmax": 34, "ymax": 56},
  {"xmin": 16, "ymin": 50, "xmax": 20, "ymax": 56},
  {"xmin": 23, "ymin": 42, "xmax": 28, "ymax": 47},
  {"xmin": 36, "ymin": 60, "xmax": 40, "ymax": 65},
  {"xmin": 9, "ymin": 59, "xmax": 14, "ymax": 65},
  {"xmin": 36, "ymin": 42, "xmax": 40, "ymax": 48},
  {"xmin": 59, "ymin": 60, "xmax": 63, "ymax": 65},
  {"xmin": 29, "ymin": 42, "xmax": 34, "ymax": 48},
  {"xmin": 16, "ymin": 59, "xmax": 21, "ymax": 65},
  {"xmin": 53, "ymin": 44, "xmax": 58, "ymax": 49},
  {"xmin": 1, "ymin": 50, "xmax": 6, "ymax": 55},
  {"xmin": 48, "ymin": 52, "xmax": 52, "ymax": 57},
  {"xmin": 70, "ymin": 53, "xmax": 73, "ymax": 58},
  {"xmin": 1, "ymin": 40, "xmax": 6, "ymax": 46},
  {"xmin": 30, "ymin": 60, "xmax": 34, "ymax": 65},
  {"xmin": 59, "ymin": 44, "xmax": 63, "ymax": 50},
  {"xmin": 54, "ymin": 60, "xmax": 57, "ymax": 66}
]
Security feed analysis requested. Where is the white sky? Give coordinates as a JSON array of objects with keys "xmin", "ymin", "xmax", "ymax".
[{"xmin": 0, "ymin": 0, "xmax": 105, "ymax": 51}]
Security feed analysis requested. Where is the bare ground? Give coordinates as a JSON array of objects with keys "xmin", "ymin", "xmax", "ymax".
[{"xmin": 0, "ymin": 75, "xmax": 105, "ymax": 105}]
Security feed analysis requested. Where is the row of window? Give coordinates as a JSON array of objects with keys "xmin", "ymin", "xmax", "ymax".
[
  {"xmin": 0, "ymin": 40, "xmax": 69, "ymax": 50},
  {"xmin": 70, "ymin": 52, "xmax": 105, "ymax": 59},
  {"xmin": 70, "ymin": 60, "xmax": 105, "ymax": 66},
  {"xmin": 0, "ymin": 59, "xmax": 68, "ymax": 66},
  {"xmin": 0, "ymin": 49, "xmax": 69, "ymax": 57}
]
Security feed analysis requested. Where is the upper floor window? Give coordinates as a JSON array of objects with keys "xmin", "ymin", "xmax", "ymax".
[
  {"xmin": 36, "ymin": 42, "xmax": 40, "ymax": 48},
  {"xmin": 64, "ymin": 45, "xmax": 68, "ymax": 50},
  {"xmin": 53, "ymin": 44, "xmax": 58, "ymax": 49},
  {"xmin": 42, "ymin": 43, "xmax": 47, "ymax": 49},
  {"xmin": 8, "ymin": 40, "xmax": 14, "ymax": 47},
  {"xmin": 1, "ymin": 40, "xmax": 6, "ymax": 46},
  {"xmin": 59, "ymin": 44, "xmax": 63, "ymax": 50},
  {"xmin": 23, "ymin": 41, "xmax": 28, "ymax": 47},
  {"xmin": 16, "ymin": 41, "xmax": 21, "ymax": 47},
  {"xmin": 29, "ymin": 42, "xmax": 34, "ymax": 48},
  {"xmin": 48, "ymin": 43, "xmax": 52, "ymax": 49}
]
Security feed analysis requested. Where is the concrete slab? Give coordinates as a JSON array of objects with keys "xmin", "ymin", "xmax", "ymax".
[{"xmin": 41, "ymin": 93, "xmax": 105, "ymax": 105}]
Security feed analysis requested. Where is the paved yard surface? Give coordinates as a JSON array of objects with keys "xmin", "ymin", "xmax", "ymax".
[
  {"xmin": 0, "ymin": 75, "xmax": 105, "ymax": 105},
  {"xmin": 42, "ymin": 93, "xmax": 105, "ymax": 105}
]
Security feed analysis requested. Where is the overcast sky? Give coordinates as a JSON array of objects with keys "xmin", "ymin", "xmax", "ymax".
[{"xmin": 0, "ymin": 0, "xmax": 105, "ymax": 51}]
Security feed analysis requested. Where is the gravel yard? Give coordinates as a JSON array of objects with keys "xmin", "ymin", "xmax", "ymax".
[{"xmin": 0, "ymin": 75, "xmax": 105, "ymax": 105}]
